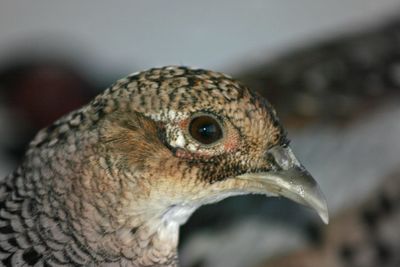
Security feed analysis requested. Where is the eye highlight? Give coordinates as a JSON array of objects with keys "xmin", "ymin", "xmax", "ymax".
[{"xmin": 188, "ymin": 114, "xmax": 223, "ymax": 145}]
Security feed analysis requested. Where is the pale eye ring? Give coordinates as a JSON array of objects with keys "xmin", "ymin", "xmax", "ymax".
[{"xmin": 188, "ymin": 114, "xmax": 224, "ymax": 145}]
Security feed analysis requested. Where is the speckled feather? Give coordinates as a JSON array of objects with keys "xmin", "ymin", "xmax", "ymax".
[{"xmin": 0, "ymin": 66, "xmax": 285, "ymax": 266}]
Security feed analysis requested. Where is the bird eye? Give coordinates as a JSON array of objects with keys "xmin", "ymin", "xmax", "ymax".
[{"xmin": 188, "ymin": 115, "xmax": 223, "ymax": 145}]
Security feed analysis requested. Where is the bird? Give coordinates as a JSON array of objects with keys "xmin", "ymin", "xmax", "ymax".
[{"xmin": 0, "ymin": 66, "xmax": 328, "ymax": 267}]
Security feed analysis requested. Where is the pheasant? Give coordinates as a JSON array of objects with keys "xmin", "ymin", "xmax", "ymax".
[{"xmin": 0, "ymin": 66, "xmax": 328, "ymax": 266}]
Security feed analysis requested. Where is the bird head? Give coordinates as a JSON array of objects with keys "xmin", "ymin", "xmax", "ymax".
[{"xmin": 94, "ymin": 66, "xmax": 328, "ymax": 227}]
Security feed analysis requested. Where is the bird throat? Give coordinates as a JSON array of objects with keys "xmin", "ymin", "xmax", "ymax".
[
  {"xmin": 116, "ymin": 205, "xmax": 197, "ymax": 266},
  {"xmin": 161, "ymin": 204, "xmax": 197, "ymax": 226}
]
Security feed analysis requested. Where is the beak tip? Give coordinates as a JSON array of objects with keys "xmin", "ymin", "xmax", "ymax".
[
  {"xmin": 322, "ymin": 216, "xmax": 329, "ymax": 225},
  {"xmin": 309, "ymin": 186, "xmax": 329, "ymax": 225},
  {"xmin": 318, "ymin": 203, "xmax": 329, "ymax": 225}
]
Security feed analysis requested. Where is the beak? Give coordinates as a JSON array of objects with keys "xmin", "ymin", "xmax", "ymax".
[{"xmin": 237, "ymin": 145, "xmax": 329, "ymax": 224}]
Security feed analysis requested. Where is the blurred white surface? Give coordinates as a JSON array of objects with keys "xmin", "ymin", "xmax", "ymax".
[
  {"xmin": 0, "ymin": 0, "xmax": 400, "ymax": 79},
  {"xmin": 181, "ymin": 219, "xmax": 305, "ymax": 267}
]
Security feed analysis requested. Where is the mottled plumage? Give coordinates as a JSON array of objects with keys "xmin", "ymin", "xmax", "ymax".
[{"xmin": 0, "ymin": 66, "xmax": 327, "ymax": 266}]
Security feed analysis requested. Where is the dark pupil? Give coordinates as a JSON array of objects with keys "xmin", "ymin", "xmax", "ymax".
[{"xmin": 189, "ymin": 116, "xmax": 223, "ymax": 145}]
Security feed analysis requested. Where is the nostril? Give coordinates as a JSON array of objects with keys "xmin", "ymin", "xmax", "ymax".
[
  {"xmin": 264, "ymin": 150, "xmax": 281, "ymax": 171},
  {"xmin": 266, "ymin": 145, "xmax": 301, "ymax": 170}
]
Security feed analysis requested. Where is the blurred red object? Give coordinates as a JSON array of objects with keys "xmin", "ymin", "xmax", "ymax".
[
  {"xmin": 0, "ymin": 61, "xmax": 97, "ymax": 160},
  {"xmin": 2, "ymin": 63, "xmax": 95, "ymax": 129}
]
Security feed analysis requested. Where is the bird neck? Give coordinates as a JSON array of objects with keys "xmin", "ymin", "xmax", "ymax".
[
  {"xmin": 108, "ymin": 204, "xmax": 197, "ymax": 266},
  {"xmin": 160, "ymin": 204, "xmax": 198, "ymax": 226}
]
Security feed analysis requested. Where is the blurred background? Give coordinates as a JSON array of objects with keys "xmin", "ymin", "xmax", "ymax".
[{"xmin": 1, "ymin": 1, "xmax": 400, "ymax": 267}]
